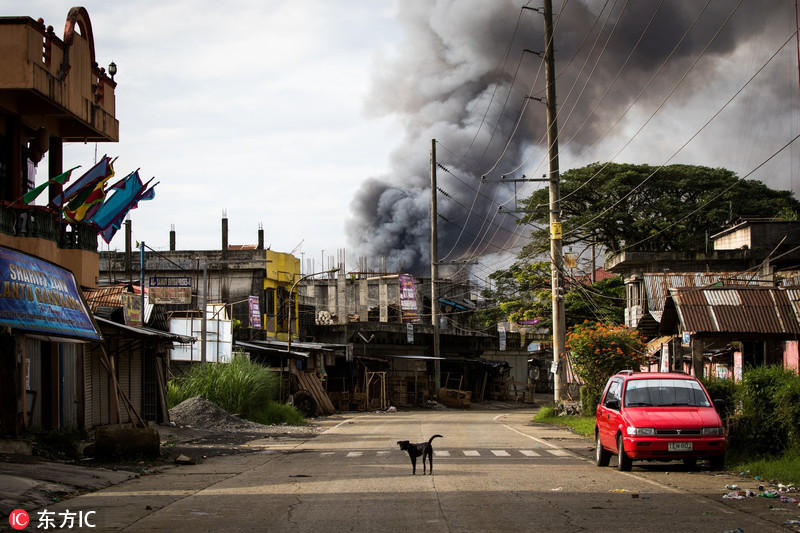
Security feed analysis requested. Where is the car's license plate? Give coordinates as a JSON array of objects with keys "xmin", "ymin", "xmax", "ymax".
[{"xmin": 668, "ymin": 442, "xmax": 693, "ymax": 452}]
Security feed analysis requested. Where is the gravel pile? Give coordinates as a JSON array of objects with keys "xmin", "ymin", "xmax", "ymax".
[{"xmin": 168, "ymin": 396, "xmax": 322, "ymax": 436}]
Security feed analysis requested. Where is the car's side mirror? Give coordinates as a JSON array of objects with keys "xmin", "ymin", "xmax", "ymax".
[{"xmin": 606, "ymin": 398, "xmax": 621, "ymax": 410}]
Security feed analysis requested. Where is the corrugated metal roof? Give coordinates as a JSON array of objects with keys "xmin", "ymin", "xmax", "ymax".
[
  {"xmin": 644, "ymin": 272, "xmax": 760, "ymax": 322},
  {"xmin": 83, "ymin": 286, "xmax": 130, "ymax": 312},
  {"xmin": 669, "ymin": 286, "xmax": 800, "ymax": 335}
]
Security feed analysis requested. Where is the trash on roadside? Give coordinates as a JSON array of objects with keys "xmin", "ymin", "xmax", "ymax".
[
  {"xmin": 609, "ymin": 488, "xmax": 631, "ymax": 493},
  {"xmin": 781, "ymin": 496, "xmax": 799, "ymax": 504},
  {"xmin": 744, "ymin": 489, "xmax": 757, "ymax": 497},
  {"xmin": 723, "ymin": 528, "xmax": 744, "ymax": 533},
  {"xmin": 726, "ymin": 484, "xmax": 740, "ymax": 490},
  {"xmin": 785, "ymin": 519, "xmax": 800, "ymax": 525},
  {"xmin": 550, "ymin": 487, "xmax": 563, "ymax": 492},
  {"xmin": 760, "ymin": 490, "xmax": 779, "ymax": 498},
  {"xmin": 722, "ymin": 491, "xmax": 745, "ymax": 500},
  {"xmin": 175, "ymin": 454, "xmax": 195, "ymax": 465}
]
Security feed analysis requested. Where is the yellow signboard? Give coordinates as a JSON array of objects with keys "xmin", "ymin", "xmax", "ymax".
[{"xmin": 550, "ymin": 222, "xmax": 562, "ymax": 240}]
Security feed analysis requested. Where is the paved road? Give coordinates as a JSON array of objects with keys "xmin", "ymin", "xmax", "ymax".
[{"xmin": 28, "ymin": 408, "xmax": 798, "ymax": 532}]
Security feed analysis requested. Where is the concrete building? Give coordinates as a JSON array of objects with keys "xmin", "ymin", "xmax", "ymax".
[{"xmin": 0, "ymin": 8, "xmax": 119, "ymax": 435}]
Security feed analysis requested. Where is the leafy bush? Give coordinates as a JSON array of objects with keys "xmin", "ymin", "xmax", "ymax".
[
  {"xmin": 731, "ymin": 365, "xmax": 797, "ymax": 456},
  {"xmin": 700, "ymin": 377, "xmax": 737, "ymax": 422},
  {"xmin": 566, "ymin": 320, "xmax": 647, "ymax": 405},
  {"xmin": 168, "ymin": 354, "xmax": 276, "ymax": 418},
  {"xmin": 774, "ymin": 375, "xmax": 800, "ymax": 449},
  {"xmin": 249, "ymin": 402, "xmax": 307, "ymax": 426},
  {"xmin": 580, "ymin": 385, "xmax": 601, "ymax": 416}
]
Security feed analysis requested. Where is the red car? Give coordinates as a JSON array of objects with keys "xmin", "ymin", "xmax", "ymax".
[{"xmin": 595, "ymin": 371, "xmax": 726, "ymax": 471}]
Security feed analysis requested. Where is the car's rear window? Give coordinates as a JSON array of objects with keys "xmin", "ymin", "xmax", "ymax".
[{"xmin": 623, "ymin": 378, "xmax": 711, "ymax": 408}]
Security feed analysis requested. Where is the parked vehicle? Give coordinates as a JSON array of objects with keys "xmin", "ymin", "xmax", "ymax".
[{"xmin": 595, "ymin": 371, "xmax": 726, "ymax": 471}]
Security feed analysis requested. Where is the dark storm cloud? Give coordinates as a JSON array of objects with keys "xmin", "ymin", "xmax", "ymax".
[{"xmin": 347, "ymin": 0, "xmax": 797, "ymax": 274}]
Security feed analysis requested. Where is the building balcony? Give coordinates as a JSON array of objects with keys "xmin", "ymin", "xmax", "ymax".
[{"xmin": 0, "ymin": 203, "xmax": 99, "ymax": 287}]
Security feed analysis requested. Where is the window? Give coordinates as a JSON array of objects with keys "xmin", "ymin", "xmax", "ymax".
[{"xmin": 624, "ymin": 379, "xmax": 710, "ymax": 408}]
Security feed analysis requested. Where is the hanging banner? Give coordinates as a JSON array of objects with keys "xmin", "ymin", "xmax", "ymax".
[
  {"xmin": 123, "ymin": 292, "xmax": 142, "ymax": 327},
  {"xmin": 398, "ymin": 274, "xmax": 420, "ymax": 323},
  {"xmin": 149, "ymin": 276, "xmax": 191, "ymax": 304},
  {"xmin": 0, "ymin": 246, "xmax": 100, "ymax": 341},
  {"xmin": 249, "ymin": 295, "xmax": 262, "ymax": 329},
  {"xmin": 406, "ymin": 322, "xmax": 414, "ymax": 343},
  {"xmin": 660, "ymin": 344, "xmax": 670, "ymax": 372},
  {"xmin": 498, "ymin": 325, "xmax": 506, "ymax": 351}
]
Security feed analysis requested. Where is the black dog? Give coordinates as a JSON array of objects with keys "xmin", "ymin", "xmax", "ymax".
[{"xmin": 397, "ymin": 434, "xmax": 443, "ymax": 475}]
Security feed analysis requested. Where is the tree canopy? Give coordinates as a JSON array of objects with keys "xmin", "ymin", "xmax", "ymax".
[{"xmin": 519, "ymin": 163, "xmax": 800, "ymax": 255}]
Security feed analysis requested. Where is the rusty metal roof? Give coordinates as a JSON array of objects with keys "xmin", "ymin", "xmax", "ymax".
[
  {"xmin": 644, "ymin": 272, "xmax": 761, "ymax": 322},
  {"xmin": 83, "ymin": 285, "xmax": 131, "ymax": 312},
  {"xmin": 668, "ymin": 286, "xmax": 800, "ymax": 335}
]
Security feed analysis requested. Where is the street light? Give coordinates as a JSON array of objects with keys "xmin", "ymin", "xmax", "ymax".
[{"xmin": 287, "ymin": 267, "xmax": 340, "ymax": 353}]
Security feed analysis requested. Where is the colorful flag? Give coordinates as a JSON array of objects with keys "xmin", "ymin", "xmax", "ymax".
[
  {"xmin": 22, "ymin": 166, "xmax": 80, "ymax": 205},
  {"xmin": 63, "ymin": 175, "xmax": 112, "ymax": 222},
  {"xmin": 88, "ymin": 171, "xmax": 143, "ymax": 230},
  {"xmin": 97, "ymin": 181, "xmax": 158, "ymax": 244},
  {"xmin": 50, "ymin": 156, "xmax": 114, "ymax": 208}
]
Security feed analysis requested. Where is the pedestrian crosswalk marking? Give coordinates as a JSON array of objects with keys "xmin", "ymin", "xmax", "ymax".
[
  {"xmin": 321, "ymin": 448, "xmax": 574, "ymax": 458},
  {"xmin": 545, "ymin": 448, "xmax": 570, "ymax": 457}
]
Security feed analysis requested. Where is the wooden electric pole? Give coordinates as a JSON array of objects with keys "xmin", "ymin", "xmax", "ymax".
[
  {"xmin": 430, "ymin": 138, "xmax": 441, "ymax": 398},
  {"xmin": 543, "ymin": 0, "xmax": 566, "ymax": 402}
]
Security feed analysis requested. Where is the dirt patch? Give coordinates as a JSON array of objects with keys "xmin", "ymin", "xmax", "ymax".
[{"xmin": 169, "ymin": 396, "xmax": 261, "ymax": 432}]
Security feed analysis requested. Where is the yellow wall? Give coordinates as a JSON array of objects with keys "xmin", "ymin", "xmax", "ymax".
[{"xmin": 264, "ymin": 250, "xmax": 300, "ymax": 341}]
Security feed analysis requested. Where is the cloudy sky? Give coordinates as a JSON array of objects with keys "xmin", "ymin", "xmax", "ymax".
[{"xmin": 9, "ymin": 1, "xmax": 800, "ymax": 279}]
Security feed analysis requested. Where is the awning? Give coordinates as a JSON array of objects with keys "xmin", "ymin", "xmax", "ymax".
[
  {"xmin": 645, "ymin": 335, "xmax": 674, "ymax": 355},
  {"xmin": 381, "ymin": 354, "xmax": 446, "ymax": 360},
  {"xmin": 235, "ymin": 340, "xmax": 309, "ymax": 358},
  {"xmin": 94, "ymin": 316, "xmax": 194, "ymax": 343},
  {"xmin": 245, "ymin": 339, "xmax": 345, "ymax": 352}
]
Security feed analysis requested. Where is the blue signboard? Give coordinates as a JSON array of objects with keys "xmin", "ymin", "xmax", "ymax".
[{"xmin": 0, "ymin": 247, "xmax": 101, "ymax": 341}]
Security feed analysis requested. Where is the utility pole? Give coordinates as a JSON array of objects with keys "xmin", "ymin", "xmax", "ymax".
[
  {"xmin": 543, "ymin": 0, "xmax": 566, "ymax": 402},
  {"xmin": 430, "ymin": 138, "xmax": 441, "ymax": 397}
]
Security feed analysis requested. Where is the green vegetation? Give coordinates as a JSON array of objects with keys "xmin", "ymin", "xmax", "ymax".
[
  {"xmin": 732, "ymin": 449, "xmax": 800, "ymax": 486},
  {"xmin": 519, "ymin": 162, "xmax": 800, "ymax": 255},
  {"xmin": 566, "ymin": 320, "xmax": 646, "ymax": 414},
  {"xmin": 533, "ymin": 406, "xmax": 594, "ymax": 437},
  {"xmin": 168, "ymin": 354, "xmax": 305, "ymax": 425}
]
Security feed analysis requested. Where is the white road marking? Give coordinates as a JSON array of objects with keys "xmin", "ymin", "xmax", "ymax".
[
  {"xmin": 519, "ymin": 450, "xmax": 539, "ymax": 457},
  {"xmin": 376, "ymin": 451, "xmax": 390, "ymax": 456},
  {"xmin": 463, "ymin": 450, "xmax": 480, "ymax": 456},
  {"xmin": 434, "ymin": 450, "xmax": 450, "ymax": 457},
  {"xmin": 543, "ymin": 448, "xmax": 570, "ymax": 457},
  {"xmin": 491, "ymin": 450, "xmax": 510, "ymax": 456},
  {"xmin": 346, "ymin": 451, "xmax": 363, "ymax": 457},
  {"xmin": 320, "ymin": 452, "xmax": 335, "ymax": 456}
]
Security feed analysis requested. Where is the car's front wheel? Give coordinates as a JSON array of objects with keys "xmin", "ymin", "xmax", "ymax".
[
  {"xmin": 595, "ymin": 433, "xmax": 611, "ymax": 466},
  {"xmin": 617, "ymin": 435, "xmax": 632, "ymax": 471},
  {"xmin": 709, "ymin": 455, "xmax": 725, "ymax": 471}
]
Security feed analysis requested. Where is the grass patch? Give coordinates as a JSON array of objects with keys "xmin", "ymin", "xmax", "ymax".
[
  {"xmin": 168, "ymin": 354, "xmax": 306, "ymax": 425},
  {"xmin": 249, "ymin": 401, "xmax": 307, "ymax": 426},
  {"xmin": 533, "ymin": 406, "xmax": 595, "ymax": 437},
  {"xmin": 730, "ymin": 449, "xmax": 800, "ymax": 485}
]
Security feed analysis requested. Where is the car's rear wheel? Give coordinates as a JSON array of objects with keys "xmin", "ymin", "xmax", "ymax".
[
  {"xmin": 709, "ymin": 455, "xmax": 725, "ymax": 471},
  {"xmin": 617, "ymin": 435, "xmax": 632, "ymax": 471},
  {"xmin": 682, "ymin": 457, "xmax": 697, "ymax": 469},
  {"xmin": 595, "ymin": 433, "xmax": 611, "ymax": 466}
]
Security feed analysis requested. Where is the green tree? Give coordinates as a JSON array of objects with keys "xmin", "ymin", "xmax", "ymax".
[
  {"xmin": 519, "ymin": 163, "xmax": 800, "ymax": 255},
  {"xmin": 566, "ymin": 321, "xmax": 647, "ymax": 412},
  {"xmin": 472, "ymin": 261, "xmax": 624, "ymax": 330}
]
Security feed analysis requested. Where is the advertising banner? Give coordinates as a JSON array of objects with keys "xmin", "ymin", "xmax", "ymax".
[
  {"xmin": 123, "ymin": 292, "xmax": 142, "ymax": 326},
  {"xmin": 149, "ymin": 276, "xmax": 192, "ymax": 304},
  {"xmin": 398, "ymin": 274, "xmax": 420, "ymax": 323},
  {"xmin": 249, "ymin": 295, "xmax": 262, "ymax": 329},
  {"xmin": 0, "ymin": 246, "xmax": 100, "ymax": 341}
]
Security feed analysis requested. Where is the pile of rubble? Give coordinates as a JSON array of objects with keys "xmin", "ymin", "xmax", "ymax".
[{"xmin": 169, "ymin": 396, "xmax": 261, "ymax": 432}]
